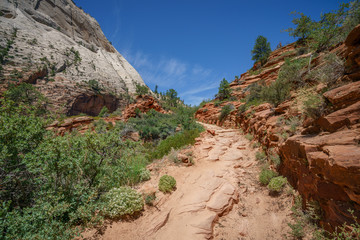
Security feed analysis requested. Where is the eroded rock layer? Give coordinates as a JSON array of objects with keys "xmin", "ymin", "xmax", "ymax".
[{"xmin": 196, "ymin": 25, "xmax": 360, "ymax": 230}]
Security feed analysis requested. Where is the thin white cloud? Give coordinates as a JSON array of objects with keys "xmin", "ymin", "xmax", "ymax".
[
  {"xmin": 122, "ymin": 49, "xmax": 221, "ymax": 105},
  {"xmin": 180, "ymin": 81, "xmax": 219, "ymax": 97}
]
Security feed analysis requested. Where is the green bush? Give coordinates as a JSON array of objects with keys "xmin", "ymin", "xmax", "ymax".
[
  {"xmin": 135, "ymin": 83, "xmax": 149, "ymax": 96},
  {"xmin": 87, "ymin": 79, "xmax": 102, "ymax": 92},
  {"xmin": 245, "ymin": 133, "xmax": 254, "ymax": 141},
  {"xmin": 261, "ymin": 77, "xmax": 290, "ymax": 107},
  {"xmin": 145, "ymin": 193, "xmax": 156, "ymax": 206},
  {"xmin": 139, "ymin": 168, "xmax": 151, "ymax": 181},
  {"xmin": 303, "ymin": 93, "xmax": 325, "ymax": 119},
  {"xmin": 98, "ymin": 106, "xmax": 109, "ymax": 117},
  {"xmin": 129, "ymin": 107, "xmax": 201, "ymax": 141},
  {"xmin": 307, "ymin": 53, "xmax": 344, "ymax": 86},
  {"xmin": 0, "ymin": 100, "xmax": 45, "ymax": 209},
  {"xmin": 286, "ymin": 117, "xmax": 301, "ymax": 134},
  {"xmin": 102, "ymin": 187, "xmax": 144, "ymax": 218},
  {"xmin": 149, "ymin": 129, "xmax": 201, "ymax": 160},
  {"xmin": 255, "ymin": 151, "xmax": 267, "ymax": 163},
  {"xmin": 277, "ymin": 58, "xmax": 308, "ymax": 88},
  {"xmin": 267, "ymin": 176, "xmax": 287, "ymax": 192},
  {"xmin": 259, "ymin": 169, "xmax": 278, "ymax": 185},
  {"xmin": 219, "ymin": 104, "xmax": 234, "ymax": 121},
  {"xmin": 269, "ymin": 153, "xmax": 281, "ymax": 167},
  {"xmin": 159, "ymin": 175, "xmax": 176, "ymax": 193}
]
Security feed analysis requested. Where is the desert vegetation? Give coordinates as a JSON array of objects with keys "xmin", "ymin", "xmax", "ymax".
[{"xmin": 0, "ymin": 83, "xmax": 202, "ymax": 239}]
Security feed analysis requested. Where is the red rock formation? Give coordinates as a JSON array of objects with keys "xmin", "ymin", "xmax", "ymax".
[
  {"xmin": 196, "ymin": 25, "xmax": 360, "ymax": 230},
  {"xmin": 122, "ymin": 95, "xmax": 167, "ymax": 121},
  {"xmin": 47, "ymin": 94, "xmax": 166, "ymax": 135}
]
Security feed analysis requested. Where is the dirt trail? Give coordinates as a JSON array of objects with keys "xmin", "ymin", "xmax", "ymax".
[{"xmin": 84, "ymin": 123, "xmax": 293, "ymax": 240}]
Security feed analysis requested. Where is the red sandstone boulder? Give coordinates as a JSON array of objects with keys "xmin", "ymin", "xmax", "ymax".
[{"xmin": 323, "ymin": 81, "xmax": 360, "ymax": 110}]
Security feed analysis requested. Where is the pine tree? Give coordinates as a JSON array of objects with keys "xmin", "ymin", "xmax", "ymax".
[
  {"xmin": 216, "ymin": 78, "xmax": 232, "ymax": 101},
  {"xmin": 251, "ymin": 35, "xmax": 271, "ymax": 65}
]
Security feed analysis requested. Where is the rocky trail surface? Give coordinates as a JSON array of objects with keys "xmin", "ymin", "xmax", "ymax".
[{"xmin": 84, "ymin": 123, "xmax": 294, "ymax": 240}]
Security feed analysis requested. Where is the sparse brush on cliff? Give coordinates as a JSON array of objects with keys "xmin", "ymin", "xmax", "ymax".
[
  {"xmin": 303, "ymin": 93, "xmax": 326, "ymax": 119},
  {"xmin": 135, "ymin": 83, "xmax": 149, "ymax": 96},
  {"xmin": 307, "ymin": 53, "xmax": 344, "ymax": 86}
]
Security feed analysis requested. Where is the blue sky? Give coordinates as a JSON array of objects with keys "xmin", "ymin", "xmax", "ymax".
[{"xmin": 74, "ymin": 0, "xmax": 346, "ymax": 106}]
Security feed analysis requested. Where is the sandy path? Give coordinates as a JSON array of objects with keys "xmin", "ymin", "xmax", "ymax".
[{"xmin": 83, "ymin": 123, "xmax": 292, "ymax": 240}]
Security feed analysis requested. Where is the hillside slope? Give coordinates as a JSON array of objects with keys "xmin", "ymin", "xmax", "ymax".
[
  {"xmin": 196, "ymin": 25, "xmax": 360, "ymax": 230},
  {"xmin": 0, "ymin": 0, "xmax": 145, "ymax": 116}
]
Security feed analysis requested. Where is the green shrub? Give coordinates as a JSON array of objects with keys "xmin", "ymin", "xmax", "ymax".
[
  {"xmin": 278, "ymin": 58, "xmax": 308, "ymax": 88},
  {"xmin": 267, "ymin": 176, "xmax": 287, "ymax": 192},
  {"xmin": 255, "ymin": 151, "xmax": 267, "ymax": 163},
  {"xmin": 102, "ymin": 187, "xmax": 144, "ymax": 218},
  {"xmin": 331, "ymin": 209, "xmax": 360, "ymax": 239},
  {"xmin": 0, "ymin": 100, "xmax": 45, "ymax": 209},
  {"xmin": 259, "ymin": 169, "xmax": 278, "ymax": 185},
  {"xmin": 245, "ymin": 133, "xmax": 254, "ymax": 141},
  {"xmin": 252, "ymin": 142, "xmax": 261, "ymax": 148},
  {"xmin": 219, "ymin": 104, "xmax": 234, "ymax": 121},
  {"xmin": 135, "ymin": 83, "xmax": 149, "ymax": 96},
  {"xmin": 269, "ymin": 153, "xmax": 281, "ymax": 167},
  {"xmin": 214, "ymin": 100, "xmax": 222, "ymax": 107},
  {"xmin": 4, "ymin": 83, "xmax": 48, "ymax": 115},
  {"xmin": 145, "ymin": 193, "xmax": 156, "ymax": 206},
  {"xmin": 159, "ymin": 175, "xmax": 176, "ymax": 193},
  {"xmin": 303, "ymin": 93, "xmax": 325, "ymax": 119},
  {"xmin": 149, "ymin": 129, "xmax": 201, "ymax": 160},
  {"xmin": 307, "ymin": 53, "xmax": 344, "ymax": 86},
  {"xmin": 139, "ymin": 168, "xmax": 151, "ymax": 181},
  {"xmin": 286, "ymin": 117, "xmax": 301, "ymax": 134},
  {"xmin": 98, "ymin": 106, "xmax": 109, "ymax": 117},
  {"xmin": 87, "ymin": 79, "xmax": 102, "ymax": 92}
]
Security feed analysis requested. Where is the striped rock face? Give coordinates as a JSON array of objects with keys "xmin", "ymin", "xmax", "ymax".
[{"xmin": 0, "ymin": 0, "xmax": 147, "ymax": 115}]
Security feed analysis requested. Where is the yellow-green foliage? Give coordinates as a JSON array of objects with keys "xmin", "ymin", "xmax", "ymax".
[
  {"xmin": 267, "ymin": 176, "xmax": 287, "ymax": 192},
  {"xmin": 159, "ymin": 175, "xmax": 176, "ymax": 193},
  {"xmin": 259, "ymin": 168, "xmax": 278, "ymax": 185},
  {"xmin": 102, "ymin": 187, "xmax": 144, "ymax": 218}
]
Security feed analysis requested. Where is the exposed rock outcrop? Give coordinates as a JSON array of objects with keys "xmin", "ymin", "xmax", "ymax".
[
  {"xmin": 196, "ymin": 25, "xmax": 360, "ymax": 230},
  {"xmin": 47, "ymin": 95, "xmax": 166, "ymax": 135},
  {"xmin": 122, "ymin": 95, "xmax": 167, "ymax": 121},
  {"xmin": 0, "ymin": 0, "xmax": 147, "ymax": 114}
]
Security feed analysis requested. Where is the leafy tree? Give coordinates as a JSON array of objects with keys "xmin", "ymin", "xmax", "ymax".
[
  {"xmin": 0, "ymin": 100, "xmax": 45, "ymax": 209},
  {"xmin": 285, "ymin": 12, "xmax": 315, "ymax": 40},
  {"xmin": 216, "ymin": 78, "xmax": 232, "ymax": 101},
  {"xmin": 286, "ymin": 1, "xmax": 360, "ymax": 51},
  {"xmin": 165, "ymin": 88, "xmax": 179, "ymax": 107},
  {"xmin": 251, "ymin": 35, "xmax": 271, "ymax": 65},
  {"xmin": 154, "ymin": 85, "xmax": 158, "ymax": 94}
]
